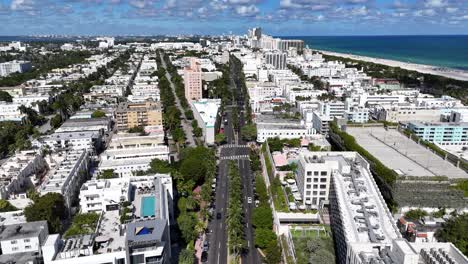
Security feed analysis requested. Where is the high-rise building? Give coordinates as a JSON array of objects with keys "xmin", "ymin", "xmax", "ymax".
[
  {"xmin": 0, "ymin": 60, "xmax": 32, "ymax": 77},
  {"xmin": 264, "ymin": 51, "xmax": 287, "ymax": 70},
  {"xmin": 184, "ymin": 57, "xmax": 203, "ymax": 101},
  {"xmin": 277, "ymin": 39, "xmax": 304, "ymax": 52},
  {"xmin": 115, "ymin": 101, "xmax": 163, "ymax": 130}
]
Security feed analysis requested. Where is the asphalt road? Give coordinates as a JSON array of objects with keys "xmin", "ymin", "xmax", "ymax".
[
  {"xmin": 159, "ymin": 53, "xmax": 196, "ymax": 147},
  {"xmin": 207, "ymin": 109, "xmax": 260, "ymax": 264}
]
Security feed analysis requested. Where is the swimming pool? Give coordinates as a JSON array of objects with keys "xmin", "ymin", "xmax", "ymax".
[{"xmin": 141, "ymin": 196, "xmax": 155, "ymax": 217}]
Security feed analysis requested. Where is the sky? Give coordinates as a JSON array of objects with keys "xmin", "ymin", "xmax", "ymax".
[{"xmin": 0, "ymin": 0, "xmax": 467, "ymax": 36}]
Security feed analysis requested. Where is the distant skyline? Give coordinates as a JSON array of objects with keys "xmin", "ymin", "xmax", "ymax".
[{"xmin": 0, "ymin": 0, "xmax": 467, "ymax": 36}]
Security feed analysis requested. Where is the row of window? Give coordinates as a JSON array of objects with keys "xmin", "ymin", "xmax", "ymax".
[
  {"xmin": 306, "ymin": 171, "xmax": 328, "ymax": 176},
  {"xmin": 306, "ymin": 178, "xmax": 327, "ymax": 183},
  {"xmin": 11, "ymin": 238, "xmax": 30, "ymax": 244}
]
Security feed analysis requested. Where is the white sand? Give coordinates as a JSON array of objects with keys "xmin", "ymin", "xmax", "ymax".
[{"xmin": 317, "ymin": 50, "xmax": 468, "ymax": 81}]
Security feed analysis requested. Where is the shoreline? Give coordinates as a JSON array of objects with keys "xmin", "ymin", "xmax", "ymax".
[{"xmin": 315, "ymin": 50, "xmax": 468, "ymax": 81}]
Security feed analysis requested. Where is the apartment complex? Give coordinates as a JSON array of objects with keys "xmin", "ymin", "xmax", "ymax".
[
  {"xmin": 0, "ymin": 60, "xmax": 32, "ymax": 77},
  {"xmin": 0, "ymin": 221, "xmax": 49, "ymax": 263},
  {"xmin": 184, "ymin": 57, "xmax": 202, "ymax": 101},
  {"xmin": 115, "ymin": 101, "xmax": 163, "ymax": 130},
  {"xmin": 408, "ymin": 121, "xmax": 468, "ymax": 146}
]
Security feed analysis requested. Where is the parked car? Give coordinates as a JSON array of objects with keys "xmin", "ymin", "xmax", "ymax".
[
  {"xmin": 216, "ymin": 212, "xmax": 222, "ymax": 219},
  {"xmin": 203, "ymin": 240, "xmax": 209, "ymax": 251},
  {"xmin": 201, "ymin": 251, "xmax": 208, "ymax": 262}
]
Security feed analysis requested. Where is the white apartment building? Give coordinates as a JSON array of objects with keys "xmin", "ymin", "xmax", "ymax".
[
  {"xmin": 319, "ymin": 101, "xmax": 346, "ymax": 118},
  {"xmin": 42, "ymin": 131, "xmax": 102, "ymax": 151},
  {"xmin": 416, "ymin": 95, "xmax": 463, "ymax": 109},
  {"xmin": 257, "ymin": 121, "xmax": 314, "ymax": 143},
  {"xmin": 345, "ymin": 107, "xmax": 369, "ymax": 123},
  {"xmin": 12, "ymin": 94, "xmax": 51, "ymax": 112},
  {"xmin": 296, "ymin": 152, "xmax": 345, "ymax": 208},
  {"xmin": 99, "ymin": 134, "xmax": 169, "ymax": 177},
  {"xmin": 312, "ymin": 111, "xmax": 332, "ymax": 135},
  {"xmin": 0, "ymin": 221, "xmax": 49, "ymax": 256},
  {"xmin": 79, "ymin": 178, "xmax": 131, "ymax": 213},
  {"xmin": 359, "ymin": 94, "xmax": 405, "ymax": 107},
  {"xmin": 264, "ymin": 51, "xmax": 287, "ymax": 70},
  {"xmin": 40, "ymin": 150, "xmax": 90, "ymax": 210},
  {"xmin": 374, "ymin": 105, "xmax": 444, "ymax": 123},
  {"xmin": 0, "ymin": 61, "xmax": 32, "ymax": 77},
  {"xmin": 0, "ymin": 150, "xmax": 47, "ymax": 199},
  {"xmin": 191, "ymin": 99, "xmax": 221, "ymax": 145},
  {"xmin": 0, "ymin": 41, "xmax": 26, "ymax": 52},
  {"xmin": 0, "ymin": 101, "xmax": 25, "ymax": 122},
  {"xmin": 89, "ymin": 85, "xmax": 126, "ymax": 97},
  {"xmin": 325, "ymin": 151, "xmax": 468, "ymax": 264}
]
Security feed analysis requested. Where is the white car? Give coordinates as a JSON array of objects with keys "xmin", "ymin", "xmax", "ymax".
[{"xmin": 247, "ymin": 197, "xmax": 252, "ymax": 204}]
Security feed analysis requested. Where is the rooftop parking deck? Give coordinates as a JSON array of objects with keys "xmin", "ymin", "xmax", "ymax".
[{"xmin": 347, "ymin": 127, "xmax": 468, "ymax": 178}]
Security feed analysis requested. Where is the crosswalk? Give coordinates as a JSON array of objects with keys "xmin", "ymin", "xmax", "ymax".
[
  {"xmin": 220, "ymin": 155, "xmax": 250, "ymax": 160},
  {"xmin": 220, "ymin": 144, "xmax": 250, "ymax": 149}
]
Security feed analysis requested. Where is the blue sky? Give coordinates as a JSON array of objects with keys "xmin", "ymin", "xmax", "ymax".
[{"xmin": 0, "ymin": 0, "xmax": 467, "ymax": 36}]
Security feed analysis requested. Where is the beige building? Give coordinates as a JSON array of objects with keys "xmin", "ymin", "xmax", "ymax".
[
  {"xmin": 184, "ymin": 57, "xmax": 202, "ymax": 101},
  {"xmin": 115, "ymin": 101, "xmax": 163, "ymax": 130}
]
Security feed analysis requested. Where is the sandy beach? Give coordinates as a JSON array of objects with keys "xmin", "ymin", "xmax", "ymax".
[{"xmin": 317, "ymin": 50, "xmax": 468, "ymax": 81}]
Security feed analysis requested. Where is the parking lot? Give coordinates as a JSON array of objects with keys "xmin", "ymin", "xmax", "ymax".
[{"xmin": 347, "ymin": 127, "xmax": 468, "ymax": 179}]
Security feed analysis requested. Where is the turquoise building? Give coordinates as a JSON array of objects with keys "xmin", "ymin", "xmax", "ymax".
[{"xmin": 408, "ymin": 122, "xmax": 468, "ymax": 146}]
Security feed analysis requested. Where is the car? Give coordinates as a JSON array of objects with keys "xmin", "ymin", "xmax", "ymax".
[
  {"xmin": 201, "ymin": 251, "xmax": 208, "ymax": 262},
  {"xmin": 247, "ymin": 197, "xmax": 252, "ymax": 204},
  {"xmin": 203, "ymin": 240, "xmax": 209, "ymax": 251},
  {"xmin": 216, "ymin": 212, "xmax": 222, "ymax": 219}
]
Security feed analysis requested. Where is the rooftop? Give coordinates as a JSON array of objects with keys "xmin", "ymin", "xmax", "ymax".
[
  {"xmin": 191, "ymin": 99, "xmax": 221, "ymax": 127},
  {"xmin": 329, "ymin": 153, "xmax": 400, "ymax": 244},
  {"xmin": 0, "ymin": 220, "xmax": 47, "ymax": 241}
]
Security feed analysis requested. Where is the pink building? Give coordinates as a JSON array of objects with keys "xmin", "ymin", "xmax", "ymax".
[{"xmin": 184, "ymin": 57, "xmax": 202, "ymax": 101}]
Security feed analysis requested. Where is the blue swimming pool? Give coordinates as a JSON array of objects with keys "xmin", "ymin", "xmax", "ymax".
[{"xmin": 141, "ymin": 196, "xmax": 155, "ymax": 217}]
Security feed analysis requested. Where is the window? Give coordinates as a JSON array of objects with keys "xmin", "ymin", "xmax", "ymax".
[
  {"xmin": 313, "ymin": 178, "xmax": 319, "ymax": 183},
  {"xmin": 10, "ymin": 240, "xmax": 17, "ymax": 244},
  {"xmin": 306, "ymin": 184, "xmax": 311, "ymax": 189},
  {"xmin": 307, "ymin": 171, "xmax": 312, "ymax": 176},
  {"xmin": 320, "ymin": 178, "xmax": 327, "ymax": 182},
  {"xmin": 306, "ymin": 178, "xmax": 311, "ymax": 183},
  {"xmin": 313, "ymin": 184, "xmax": 318, "ymax": 189},
  {"xmin": 25, "ymin": 245, "xmax": 31, "ymax": 249},
  {"xmin": 319, "ymin": 191, "xmax": 326, "ymax": 195},
  {"xmin": 320, "ymin": 184, "xmax": 326, "ymax": 189},
  {"xmin": 320, "ymin": 171, "xmax": 327, "ymax": 176},
  {"xmin": 306, "ymin": 191, "xmax": 311, "ymax": 195},
  {"xmin": 314, "ymin": 171, "xmax": 319, "ymax": 176},
  {"xmin": 24, "ymin": 239, "xmax": 30, "ymax": 243},
  {"xmin": 12, "ymin": 247, "xmax": 18, "ymax": 251}
]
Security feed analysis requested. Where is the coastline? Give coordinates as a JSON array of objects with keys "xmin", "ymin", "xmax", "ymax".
[{"xmin": 316, "ymin": 50, "xmax": 468, "ymax": 82}]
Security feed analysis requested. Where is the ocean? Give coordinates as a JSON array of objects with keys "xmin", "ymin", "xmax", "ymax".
[{"xmin": 281, "ymin": 35, "xmax": 468, "ymax": 70}]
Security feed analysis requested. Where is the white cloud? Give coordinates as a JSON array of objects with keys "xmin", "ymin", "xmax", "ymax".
[
  {"xmin": 10, "ymin": 0, "xmax": 35, "ymax": 11},
  {"xmin": 235, "ymin": 4, "xmax": 259, "ymax": 16},
  {"xmin": 424, "ymin": 0, "xmax": 448, "ymax": 8},
  {"xmin": 445, "ymin": 7, "xmax": 458, "ymax": 13}
]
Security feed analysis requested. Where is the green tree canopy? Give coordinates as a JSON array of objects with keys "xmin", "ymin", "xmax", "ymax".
[
  {"xmin": 24, "ymin": 193, "xmax": 67, "ymax": 233},
  {"xmin": 241, "ymin": 124, "xmax": 257, "ymax": 141},
  {"xmin": 177, "ymin": 212, "xmax": 197, "ymax": 244},
  {"xmin": 254, "ymin": 228, "xmax": 277, "ymax": 249},
  {"xmin": 178, "ymin": 248, "xmax": 195, "ymax": 264},
  {"xmin": 99, "ymin": 169, "xmax": 117, "ymax": 179},
  {"xmin": 148, "ymin": 159, "xmax": 173, "ymax": 174},
  {"xmin": 436, "ymin": 213, "xmax": 468, "ymax": 256},
  {"xmin": 0, "ymin": 91, "xmax": 13, "ymax": 102},
  {"xmin": 91, "ymin": 110, "xmax": 106, "ymax": 118},
  {"xmin": 215, "ymin": 133, "xmax": 226, "ymax": 145},
  {"xmin": 0, "ymin": 199, "xmax": 18, "ymax": 212}
]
